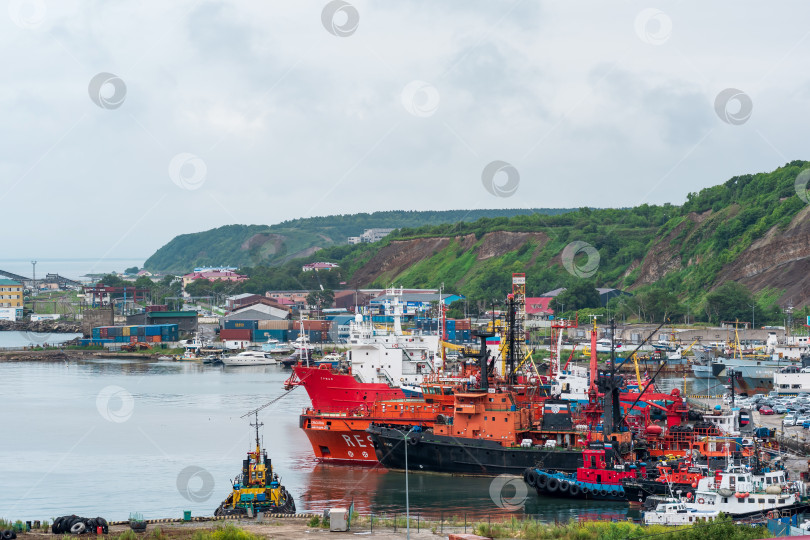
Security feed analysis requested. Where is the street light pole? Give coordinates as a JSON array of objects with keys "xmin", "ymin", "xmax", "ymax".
[{"xmin": 403, "ymin": 426, "xmax": 417, "ymax": 540}]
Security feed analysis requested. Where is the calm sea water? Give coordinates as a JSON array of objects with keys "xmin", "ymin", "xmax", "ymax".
[
  {"xmin": 0, "ymin": 258, "xmax": 145, "ymax": 281},
  {"xmin": 0, "ymin": 331, "xmax": 83, "ymax": 348},
  {"xmin": 0, "ymin": 357, "xmax": 712, "ymax": 522}
]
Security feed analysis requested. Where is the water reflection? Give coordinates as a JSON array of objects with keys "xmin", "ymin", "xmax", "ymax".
[{"xmin": 0, "ymin": 358, "xmax": 692, "ymax": 521}]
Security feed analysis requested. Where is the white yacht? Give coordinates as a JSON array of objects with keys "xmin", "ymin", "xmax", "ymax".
[{"xmin": 221, "ymin": 350, "xmax": 276, "ymax": 366}]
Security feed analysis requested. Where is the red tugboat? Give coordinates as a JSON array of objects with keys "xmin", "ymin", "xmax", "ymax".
[{"xmin": 525, "ymin": 444, "xmax": 645, "ymax": 500}]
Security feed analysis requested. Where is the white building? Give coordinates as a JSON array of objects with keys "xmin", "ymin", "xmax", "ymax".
[{"xmin": 348, "ymin": 228, "xmax": 395, "ymax": 245}]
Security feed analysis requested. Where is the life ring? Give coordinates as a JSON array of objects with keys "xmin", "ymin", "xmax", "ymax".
[
  {"xmin": 392, "ymin": 344, "xmax": 399, "ymax": 348},
  {"xmin": 569, "ymin": 483, "xmax": 581, "ymax": 497},
  {"xmin": 598, "ymin": 460, "xmax": 606, "ymax": 469},
  {"xmin": 768, "ymin": 511, "xmax": 777, "ymax": 519},
  {"xmin": 547, "ymin": 477, "xmax": 560, "ymax": 493},
  {"xmin": 698, "ymin": 498, "xmax": 705, "ymax": 504}
]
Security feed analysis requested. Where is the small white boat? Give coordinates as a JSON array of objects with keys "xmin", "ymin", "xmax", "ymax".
[
  {"xmin": 262, "ymin": 338, "xmax": 293, "ymax": 355},
  {"xmin": 644, "ymin": 499, "xmax": 719, "ymax": 525},
  {"xmin": 222, "ymin": 351, "xmax": 277, "ymax": 366}
]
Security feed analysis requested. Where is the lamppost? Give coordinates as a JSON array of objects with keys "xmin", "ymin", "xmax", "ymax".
[{"xmin": 400, "ymin": 425, "xmax": 418, "ymax": 540}]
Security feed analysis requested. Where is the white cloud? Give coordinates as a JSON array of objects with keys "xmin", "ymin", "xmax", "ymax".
[{"xmin": 1, "ymin": 0, "xmax": 809, "ymax": 262}]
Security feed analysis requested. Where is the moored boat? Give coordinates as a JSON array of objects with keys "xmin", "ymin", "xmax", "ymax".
[
  {"xmin": 222, "ymin": 350, "xmax": 276, "ymax": 366},
  {"xmin": 214, "ymin": 414, "xmax": 295, "ymax": 516},
  {"xmin": 525, "ymin": 443, "xmax": 645, "ymax": 500}
]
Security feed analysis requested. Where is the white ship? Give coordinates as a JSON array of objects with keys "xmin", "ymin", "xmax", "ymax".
[
  {"xmin": 644, "ymin": 466, "xmax": 806, "ymax": 524},
  {"xmin": 221, "ymin": 350, "xmax": 277, "ymax": 366}
]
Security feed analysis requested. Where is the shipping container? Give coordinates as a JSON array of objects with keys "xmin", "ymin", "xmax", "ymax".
[
  {"xmin": 145, "ymin": 326, "xmax": 160, "ymax": 336},
  {"xmin": 220, "ymin": 328, "xmax": 253, "ymax": 341},
  {"xmin": 145, "ymin": 305, "xmax": 168, "ymax": 313},
  {"xmin": 258, "ymin": 319, "xmax": 292, "ymax": 330},
  {"xmin": 302, "ymin": 320, "xmax": 330, "ymax": 331},
  {"xmin": 122, "ymin": 326, "xmax": 130, "ymax": 337},
  {"xmin": 224, "ymin": 320, "xmax": 259, "ymax": 330}
]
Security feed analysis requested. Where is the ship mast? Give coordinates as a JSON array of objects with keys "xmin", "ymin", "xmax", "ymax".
[{"xmin": 251, "ymin": 410, "xmax": 264, "ymax": 450}]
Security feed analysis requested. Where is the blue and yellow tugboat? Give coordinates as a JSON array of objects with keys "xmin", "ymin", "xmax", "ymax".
[{"xmin": 214, "ymin": 413, "xmax": 296, "ymax": 516}]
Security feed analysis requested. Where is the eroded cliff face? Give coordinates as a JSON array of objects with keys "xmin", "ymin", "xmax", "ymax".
[
  {"xmin": 631, "ymin": 215, "xmax": 696, "ymax": 287},
  {"xmin": 348, "ymin": 231, "xmax": 548, "ymax": 287},
  {"xmin": 720, "ymin": 206, "xmax": 810, "ymax": 306}
]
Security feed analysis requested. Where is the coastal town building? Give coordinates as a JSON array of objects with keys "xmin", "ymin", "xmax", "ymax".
[
  {"xmin": 265, "ymin": 290, "xmax": 310, "ymax": 305},
  {"xmin": 0, "ymin": 279, "xmax": 23, "ymax": 321},
  {"xmin": 126, "ymin": 310, "xmax": 199, "ymax": 334},
  {"xmin": 347, "ymin": 228, "xmax": 395, "ymax": 244},
  {"xmin": 301, "ymin": 262, "xmax": 340, "ymax": 272},
  {"xmin": 525, "ymin": 297, "xmax": 554, "ymax": 320},
  {"xmin": 224, "ymin": 300, "xmax": 290, "ymax": 322},
  {"xmin": 181, "ymin": 269, "xmax": 247, "ymax": 289}
]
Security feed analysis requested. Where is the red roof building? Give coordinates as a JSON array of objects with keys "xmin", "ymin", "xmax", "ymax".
[{"xmin": 525, "ymin": 297, "xmax": 554, "ymax": 318}]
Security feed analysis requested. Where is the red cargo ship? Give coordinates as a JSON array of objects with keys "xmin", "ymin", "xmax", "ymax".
[{"xmin": 285, "ymin": 364, "xmax": 407, "ymax": 413}]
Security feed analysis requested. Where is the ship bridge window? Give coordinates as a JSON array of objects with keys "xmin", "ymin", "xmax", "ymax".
[{"xmin": 768, "ymin": 499, "xmax": 775, "ymax": 504}]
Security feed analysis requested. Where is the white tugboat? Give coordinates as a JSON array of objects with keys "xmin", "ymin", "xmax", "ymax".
[
  {"xmin": 643, "ymin": 466, "xmax": 807, "ymax": 524},
  {"xmin": 644, "ymin": 499, "xmax": 719, "ymax": 525}
]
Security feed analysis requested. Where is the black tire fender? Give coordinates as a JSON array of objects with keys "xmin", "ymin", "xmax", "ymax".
[
  {"xmin": 546, "ymin": 477, "xmax": 560, "ymax": 493},
  {"xmin": 569, "ymin": 483, "xmax": 580, "ymax": 497},
  {"xmin": 559, "ymin": 480, "xmax": 570, "ymax": 493},
  {"xmin": 535, "ymin": 473, "xmax": 548, "ymax": 489}
]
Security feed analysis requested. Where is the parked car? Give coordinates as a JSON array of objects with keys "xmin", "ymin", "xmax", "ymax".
[
  {"xmin": 775, "ymin": 405, "xmax": 789, "ymax": 414},
  {"xmin": 803, "ymin": 420, "xmax": 810, "ymax": 429},
  {"xmin": 784, "ymin": 414, "xmax": 798, "ymax": 426},
  {"xmin": 797, "ymin": 415, "xmax": 810, "ymax": 426},
  {"xmin": 759, "ymin": 406, "xmax": 774, "ymax": 415}
]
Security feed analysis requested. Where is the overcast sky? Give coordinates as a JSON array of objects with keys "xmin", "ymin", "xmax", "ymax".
[{"xmin": 2, "ymin": 1, "xmax": 809, "ymax": 262}]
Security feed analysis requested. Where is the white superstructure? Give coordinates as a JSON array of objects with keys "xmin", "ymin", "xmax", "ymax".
[{"xmin": 347, "ymin": 288, "xmax": 442, "ymax": 386}]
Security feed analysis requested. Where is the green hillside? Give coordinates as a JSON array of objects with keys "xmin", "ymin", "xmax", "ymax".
[
  {"xmin": 143, "ymin": 209, "xmax": 577, "ymax": 273},
  {"xmin": 152, "ymin": 160, "xmax": 810, "ymax": 323}
]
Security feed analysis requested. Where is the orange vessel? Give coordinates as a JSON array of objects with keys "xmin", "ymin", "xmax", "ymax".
[{"xmin": 299, "ymin": 378, "xmax": 459, "ymax": 463}]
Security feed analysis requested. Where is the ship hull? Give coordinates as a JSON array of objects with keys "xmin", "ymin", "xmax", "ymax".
[
  {"xmin": 622, "ymin": 479, "xmax": 696, "ymax": 504},
  {"xmin": 368, "ymin": 425, "xmax": 582, "ymax": 475},
  {"xmin": 293, "ymin": 366, "xmax": 404, "ymax": 412},
  {"xmin": 300, "ymin": 417, "xmax": 380, "ymax": 463}
]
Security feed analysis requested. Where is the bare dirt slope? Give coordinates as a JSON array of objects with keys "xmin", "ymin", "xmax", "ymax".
[{"xmin": 349, "ymin": 231, "xmax": 547, "ymax": 287}]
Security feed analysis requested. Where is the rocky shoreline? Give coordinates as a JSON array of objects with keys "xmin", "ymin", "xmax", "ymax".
[
  {"xmin": 0, "ymin": 349, "xmax": 156, "ymax": 362},
  {"xmin": 0, "ymin": 319, "xmax": 82, "ymax": 334}
]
